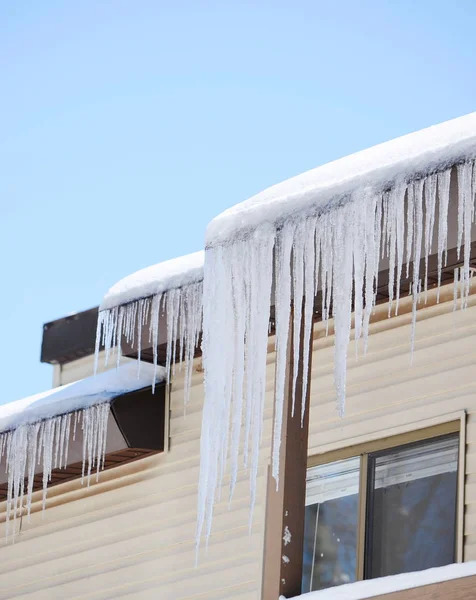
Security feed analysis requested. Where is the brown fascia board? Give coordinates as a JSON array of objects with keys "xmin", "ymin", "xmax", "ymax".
[
  {"xmin": 0, "ymin": 447, "xmax": 159, "ymax": 503},
  {"xmin": 41, "ymin": 306, "xmax": 100, "ymax": 365}
]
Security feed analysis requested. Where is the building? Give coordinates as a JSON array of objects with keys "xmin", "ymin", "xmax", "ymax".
[{"xmin": 1, "ymin": 113, "xmax": 476, "ymax": 599}]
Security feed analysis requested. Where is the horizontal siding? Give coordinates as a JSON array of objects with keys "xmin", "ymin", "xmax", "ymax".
[
  {"xmin": 58, "ymin": 350, "xmax": 135, "ymax": 386},
  {"xmin": 0, "ymin": 357, "xmax": 276, "ymax": 599}
]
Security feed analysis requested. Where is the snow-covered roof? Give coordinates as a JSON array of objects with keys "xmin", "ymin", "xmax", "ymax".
[
  {"xmin": 0, "ymin": 362, "xmax": 165, "ymax": 434},
  {"xmin": 296, "ymin": 561, "xmax": 476, "ymax": 600},
  {"xmin": 100, "ymin": 251, "xmax": 204, "ymax": 311},
  {"xmin": 196, "ymin": 112, "xmax": 476, "ymax": 549},
  {"xmin": 207, "ymin": 112, "xmax": 476, "ymax": 246}
]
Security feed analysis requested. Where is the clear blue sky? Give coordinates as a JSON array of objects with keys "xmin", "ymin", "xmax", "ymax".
[{"xmin": 1, "ymin": 0, "xmax": 475, "ymax": 403}]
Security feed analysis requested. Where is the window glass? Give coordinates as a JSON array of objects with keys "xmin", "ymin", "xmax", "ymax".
[
  {"xmin": 302, "ymin": 457, "xmax": 360, "ymax": 593},
  {"xmin": 366, "ymin": 434, "xmax": 459, "ymax": 579}
]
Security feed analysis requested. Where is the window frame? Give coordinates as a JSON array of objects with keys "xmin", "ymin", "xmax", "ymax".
[{"xmin": 305, "ymin": 416, "xmax": 466, "ymax": 588}]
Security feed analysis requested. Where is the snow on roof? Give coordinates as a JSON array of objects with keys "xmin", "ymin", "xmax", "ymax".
[
  {"xmin": 196, "ymin": 113, "xmax": 476, "ymax": 549},
  {"xmin": 0, "ymin": 362, "xmax": 165, "ymax": 434},
  {"xmin": 207, "ymin": 112, "xmax": 476, "ymax": 246},
  {"xmin": 294, "ymin": 561, "xmax": 476, "ymax": 600},
  {"xmin": 100, "ymin": 251, "xmax": 204, "ymax": 311}
]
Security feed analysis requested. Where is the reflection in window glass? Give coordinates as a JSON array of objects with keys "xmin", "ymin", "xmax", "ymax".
[
  {"xmin": 366, "ymin": 435, "xmax": 459, "ymax": 579},
  {"xmin": 302, "ymin": 457, "xmax": 360, "ymax": 593}
]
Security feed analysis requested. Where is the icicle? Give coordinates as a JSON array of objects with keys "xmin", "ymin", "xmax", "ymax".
[
  {"xmin": 405, "ymin": 184, "xmax": 414, "ymax": 279},
  {"xmin": 228, "ymin": 243, "xmax": 246, "ymax": 501},
  {"xmin": 423, "ymin": 174, "xmax": 437, "ymax": 303},
  {"xmin": 272, "ymin": 222, "xmax": 294, "ymax": 486},
  {"xmin": 410, "ymin": 179, "xmax": 424, "ymax": 358},
  {"xmin": 302, "ymin": 218, "xmax": 316, "ymax": 426},
  {"xmin": 291, "ymin": 221, "xmax": 305, "ymax": 417},
  {"xmin": 331, "ymin": 202, "xmax": 355, "ymax": 417},
  {"xmin": 197, "ymin": 226, "xmax": 274, "ymax": 550},
  {"xmin": 353, "ymin": 200, "xmax": 365, "ymax": 351},
  {"xmin": 150, "ymin": 293, "xmax": 162, "ymax": 393},
  {"xmin": 1, "ymin": 403, "xmax": 111, "ymax": 541},
  {"xmin": 436, "ymin": 169, "xmax": 452, "ymax": 301},
  {"xmin": 472, "ymin": 162, "xmax": 476, "ymax": 224},
  {"xmin": 95, "ymin": 281, "xmax": 203, "ymax": 404},
  {"xmin": 457, "ymin": 162, "xmax": 473, "ymax": 308},
  {"xmin": 373, "ymin": 197, "xmax": 383, "ymax": 307},
  {"xmin": 386, "ymin": 189, "xmax": 397, "ymax": 317},
  {"xmin": 363, "ymin": 194, "xmax": 378, "ymax": 351}
]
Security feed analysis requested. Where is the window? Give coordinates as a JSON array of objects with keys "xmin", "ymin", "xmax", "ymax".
[
  {"xmin": 302, "ymin": 428, "xmax": 460, "ymax": 593},
  {"xmin": 303, "ymin": 457, "xmax": 360, "ymax": 591}
]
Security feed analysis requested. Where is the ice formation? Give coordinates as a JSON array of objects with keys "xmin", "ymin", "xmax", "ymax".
[
  {"xmin": 0, "ymin": 403, "xmax": 110, "ymax": 537},
  {"xmin": 96, "ymin": 251, "xmax": 203, "ymax": 404},
  {"xmin": 197, "ymin": 113, "xmax": 476, "ymax": 547},
  {"xmin": 0, "ymin": 362, "xmax": 164, "ymax": 539}
]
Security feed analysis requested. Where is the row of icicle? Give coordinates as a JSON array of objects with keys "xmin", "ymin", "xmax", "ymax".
[
  {"xmin": 95, "ymin": 281, "xmax": 203, "ymax": 404},
  {"xmin": 197, "ymin": 159, "xmax": 476, "ymax": 548},
  {"xmin": 0, "ymin": 403, "xmax": 110, "ymax": 539},
  {"xmin": 0, "ymin": 273, "xmax": 203, "ymax": 540}
]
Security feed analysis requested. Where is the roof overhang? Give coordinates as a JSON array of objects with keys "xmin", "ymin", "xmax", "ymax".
[
  {"xmin": 41, "ymin": 306, "xmax": 99, "ymax": 365},
  {"xmin": 0, "ymin": 361, "xmax": 165, "ymax": 434}
]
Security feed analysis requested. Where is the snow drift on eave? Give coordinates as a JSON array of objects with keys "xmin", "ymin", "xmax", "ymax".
[
  {"xmin": 0, "ymin": 362, "xmax": 164, "ymax": 538},
  {"xmin": 95, "ymin": 251, "xmax": 204, "ymax": 404},
  {"xmin": 196, "ymin": 112, "xmax": 476, "ymax": 548}
]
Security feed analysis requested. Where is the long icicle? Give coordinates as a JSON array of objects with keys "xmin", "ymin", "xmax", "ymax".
[
  {"xmin": 1, "ymin": 402, "xmax": 111, "ymax": 541},
  {"xmin": 95, "ymin": 282, "xmax": 203, "ymax": 405}
]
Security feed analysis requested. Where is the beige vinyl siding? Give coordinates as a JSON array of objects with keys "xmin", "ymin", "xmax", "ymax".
[
  {"xmin": 0, "ymin": 282, "xmax": 474, "ymax": 598},
  {"xmin": 54, "ymin": 350, "xmax": 135, "ymax": 387},
  {"xmin": 0, "ymin": 356, "xmax": 276, "ymax": 600}
]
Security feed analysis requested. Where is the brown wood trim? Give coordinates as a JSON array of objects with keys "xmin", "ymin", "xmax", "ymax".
[
  {"xmin": 457, "ymin": 412, "xmax": 466, "ymax": 563},
  {"xmin": 262, "ymin": 308, "xmax": 314, "ymax": 599},
  {"xmin": 0, "ymin": 447, "xmax": 160, "ymax": 502},
  {"xmin": 307, "ymin": 420, "xmax": 461, "ymax": 468},
  {"xmin": 356, "ymin": 453, "xmax": 368, "ymax": 581},
  {"xmin": 370, "ymin": 574, "xmax": 476, "ymax": 600}
]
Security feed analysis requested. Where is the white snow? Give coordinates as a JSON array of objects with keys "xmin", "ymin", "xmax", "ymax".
[
  {"xmin": 0, "ymin": 362, "xmax": 164, "ymax": 538},
  {"xmin": 0, "ymin": 361, "xmax": 164, "ymax": 434},
  {"xmin": 292, "ymin": 561, "xmax": 476, "ymax": 600},
  {"xmin": 283, "ymin": 526, "xmax": 292, "ymax": 546},
  {"xmin": 197, "ymin": 113, "xmax": 476, "ymax": 549},
  {"xmin": 207, "ymin": 112, "xmax": 476, "ymax": 245},
  {"xmin": 96, "ymin": 251, "xmax": 203, "ymax": 404},
  {"xmin": 100, "ymin": 251, "xmax": 204, "ymax": 311}
]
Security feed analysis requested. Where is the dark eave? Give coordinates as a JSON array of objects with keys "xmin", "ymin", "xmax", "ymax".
[
  {"xmin": 41, "ymin": 307, "xmax": 99, "ymax": 365},
  {"xmin": 0, "ymin": 447, "xmax": 159, "ymax": 502}
]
